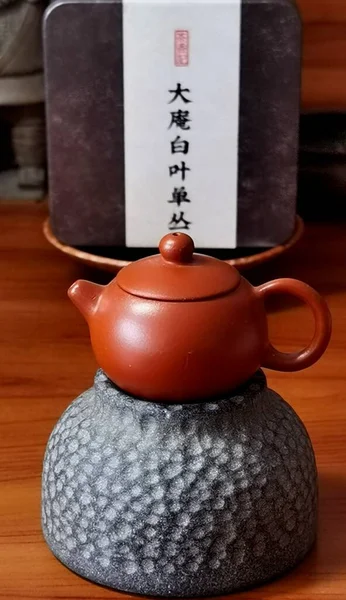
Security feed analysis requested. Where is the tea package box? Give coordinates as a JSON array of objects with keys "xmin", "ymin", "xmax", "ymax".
[{"xmin": 44, "ymin": 0, "xmax": 301, "ymax": 249}]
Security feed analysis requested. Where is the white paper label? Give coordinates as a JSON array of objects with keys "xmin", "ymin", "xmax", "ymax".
[{"xmin": 123, "ymin": 0, "xmax": 241, "ymax": 248}]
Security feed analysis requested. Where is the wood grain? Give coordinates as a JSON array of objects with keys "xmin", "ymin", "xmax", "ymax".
[
  {"xmin": 0, "ymin": 202, "xmax": 345, "ymax": 599},
  {"xmin": 297, "ymin": 0, "xmax": 346, "ymax": 110},
  {"xmin": 298, "ymin": 0, "xmax": 346, "ymax": 23}
]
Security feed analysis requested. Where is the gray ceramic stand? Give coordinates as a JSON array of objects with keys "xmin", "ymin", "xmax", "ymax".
[{"xmin": 42, "ymin": 370, "xmax": 317, "ymax": 597}]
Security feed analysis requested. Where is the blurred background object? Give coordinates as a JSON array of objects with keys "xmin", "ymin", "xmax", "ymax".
[
  {"xmin": 0, "ymin": 0, "xmax": 47, "ymax": 199},
  {"xmin": 1, "ymin": 0, "xmax": 346, "ymax": 217},
  {"xmin": 298, "ymin": 113, "xmax": 346, "ymax": 221}
]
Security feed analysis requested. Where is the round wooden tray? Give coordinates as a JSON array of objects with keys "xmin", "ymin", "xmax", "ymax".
[{"xmin": 43, "ymin": 216, "xmax": 304, "ymax": 274}]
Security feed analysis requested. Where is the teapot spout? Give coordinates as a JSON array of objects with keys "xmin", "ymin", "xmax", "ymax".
[{"xmin": 68, "ymin": 280, "xmax": 103, "ymax": 322}]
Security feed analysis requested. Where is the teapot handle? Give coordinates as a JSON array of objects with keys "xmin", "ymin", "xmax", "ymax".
[{"xmin": 256, "ymin": 279, "xmax": 331, "ymax": 372}]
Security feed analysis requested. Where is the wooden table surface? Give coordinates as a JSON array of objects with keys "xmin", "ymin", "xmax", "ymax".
[
  {"xmin": 298, "ymin": 0, "xmax": 346, "ymax": 110},
  {"xmin": 1, "ymin": 203, "xmax": 345, "ymax": 600}
]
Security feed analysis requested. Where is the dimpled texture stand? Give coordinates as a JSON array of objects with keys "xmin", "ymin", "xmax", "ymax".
[{"xmin": 42, "ymin": 370, "xmax": 317, "ymax": 597}]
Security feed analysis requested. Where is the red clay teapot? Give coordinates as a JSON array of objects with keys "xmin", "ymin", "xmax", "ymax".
[{"xmin": 68, "ymin": 232, "xmax": 331, "ymax": 402}]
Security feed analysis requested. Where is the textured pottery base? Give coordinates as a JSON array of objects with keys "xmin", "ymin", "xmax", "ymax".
[{"xmin": 42, "ymin": 370, "xmax": 317, "ymax": 597}]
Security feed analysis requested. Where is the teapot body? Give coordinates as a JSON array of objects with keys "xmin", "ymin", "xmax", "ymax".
[
  {"xmin": 42, "ymin": 369, "xmax": 317, "ymax": 597},
  {"xmin": 68, "ymin": 233, "xmax": 331, "ymax": 401},
  {"xmin": 89, "ymin": 278, "xmax": 267, "ymax": 402}
]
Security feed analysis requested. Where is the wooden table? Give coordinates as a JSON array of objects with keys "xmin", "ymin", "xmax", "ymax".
[
  {"xmin": 0, "ymin": 203, "xmax": 345, "ymax": 599},
  {"xmin": 298, "ymin": 0, "xmax": 346, "ymax": 111}
]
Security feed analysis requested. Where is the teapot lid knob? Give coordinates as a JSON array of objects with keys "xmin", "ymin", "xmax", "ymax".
[
  {"xmin": 159, "ymin": 232, "xmax": 195, "ymax": 264},
  {"xmin": 117, "ymin": 231, "xmax": 241, "ymax": 300}
]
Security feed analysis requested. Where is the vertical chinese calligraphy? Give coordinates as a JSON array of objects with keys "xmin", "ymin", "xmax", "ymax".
[{"xmin": 168, "ymin": 83, "xmax": 192, "ymax": 231}]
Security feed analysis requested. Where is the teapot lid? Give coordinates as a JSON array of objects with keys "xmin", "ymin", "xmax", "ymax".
[{"xmin": 116, "ymin": 233, "xmax": 241, "ymax": 301}]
